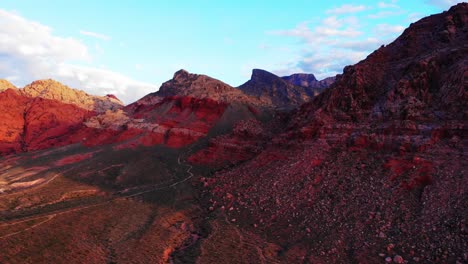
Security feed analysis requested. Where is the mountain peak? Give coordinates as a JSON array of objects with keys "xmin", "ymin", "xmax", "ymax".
[
  {"xmin": 283, "ymin": 73, "xmax": 317, "ymax": 83},
  {"xmin": 173, "ymin": 69, "xmax": 192, "ymax": 81},
  {"xmin": 238, "ymin": 69, "xmax": 314, "ymax": 107},
  {"xmin": 146, "ymin": 70, "xmax": 256, "ymax": 104},
  {"xmin": 251, "ymin": 69, "xmax": 279, "ymax": 82},
  {"xmin": 450, "ymin": 2, "xmax": 467, "ymax": 12},
  {"xmin": 0, "ymin": 79, "xmax": 17, "ymax": 92}
]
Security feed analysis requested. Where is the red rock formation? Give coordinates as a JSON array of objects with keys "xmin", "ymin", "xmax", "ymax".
[
  {"xmin": 188, "ymin": 119, "xmax": 269, "ymax": 166},
  {"xmin": 0, "ymin": 4, "xmax": 466, "ymax": 264},
  {"xmin": 0, "ymin": 89, "xmax": 28, "ymax": 154},
  {"xmin": 77, "ymin": 96, "xmax": 228, "ymax": 149},
  {"xmin": 0, "ymin": 89, "xmax": 93, "ymax": 155},
  {"xmin": 129, "ymin": 96, "xmax": 228, "ymax": 147}
]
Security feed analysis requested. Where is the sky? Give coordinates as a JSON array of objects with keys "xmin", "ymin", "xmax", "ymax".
[{"xmin": 0, "ymin": 0, "xmax": 464, "ymax": 104}]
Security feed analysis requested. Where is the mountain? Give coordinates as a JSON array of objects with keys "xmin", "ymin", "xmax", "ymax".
[
  {"xmin": 73, "ymin": 70, "xmax": 269, "ymax": 149},
  {"xmin": 143, "ymin": 69, "xmax": 261, "ymax": 105},
  {"xmin": 238, "ymin": 69, "xmax": 315, "ymax": 107},
  {"xmin": 0, "ymin": 4, "xmax": 467, "ymax": 264},
  {"xmin": 196, "ymin": 3, "xmax": 467, "ymax": 263}
]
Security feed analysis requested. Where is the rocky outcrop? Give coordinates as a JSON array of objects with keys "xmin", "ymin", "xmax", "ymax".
[
  {"xmin": 0, "ymin": 89, "xmax": 93, "ymax": 154},
  {"xmin": 0, "ymin": 79, "xmax": 17, "ymax": 92},
  {"xmin": 77, "ymin": 96, "xmax": 228, "ymax": 148},
  {"xmin": 0, "ymin": 79, "xmax": 125, "ymax": 154},
  {"xmin": 282, "ymin": 73, "xmax": 335, "ymax": 95},
  {"xmin": 238, "ymin": 69, "xmax": 313, "ymax": 108},
  {"xmin": 22, "ymin": 79, "xmax": 123, "ymax": 113}
]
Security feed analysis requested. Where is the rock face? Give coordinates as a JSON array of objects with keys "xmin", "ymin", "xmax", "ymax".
[
  {"xmin": 0, "ymin": 79, "xmax": 124, "ymax": 155},
  {"xmin": 81, "ymin": 96, "xmax": 228, "ymax": 148},
  {"xmin": 0, "ymin": 79, "xmax": 17, "ymax": 91},
  {"xmin": 203, "ymin": 4, "xmax": 468, "ymax": 263},
  {"xmin": 282, "ymin": 73, "xmax": 335, "ymax": 95},
  {"xmin": 0, "ymin": 89, "xmax": 93, "ymax": 154},
  {"xmin": 238, "ymin": 69, "xmax": 314, "ymax": 107},
  {"xmin": 21, "ymin": 79, "xmax": 123, "ymax": 113}
]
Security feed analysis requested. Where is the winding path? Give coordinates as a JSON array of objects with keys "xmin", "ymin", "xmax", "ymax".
[{"xmin": 0, "ymin": 146, "xmax": 196, "ymax": 240}]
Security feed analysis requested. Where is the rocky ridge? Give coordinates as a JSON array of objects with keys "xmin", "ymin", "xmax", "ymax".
[
  {"xmin": 21, "ymin": 79, "xmax": 123, "ymax": 113},
  {"xmin": 238, "ymin": 69, "xmax": 314, "ymax": 107},
  {"xmin": 282, "ymin": 73, "xmax": 335, "ymax": 94},
  {"xmin": 142, "ymin": 69, "xmax": 263, "ymax": 106}
]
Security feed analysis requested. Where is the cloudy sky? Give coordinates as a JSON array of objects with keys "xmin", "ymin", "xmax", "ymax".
[{"xmin": 0, "ymin": 0, "xmax": 464, "ymax": 103}]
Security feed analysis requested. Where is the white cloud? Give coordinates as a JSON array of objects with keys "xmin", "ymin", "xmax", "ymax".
[
  {"xmin": 297, "ymin": 50, "xmax": 369, "ymax": 75},
  {"xmin": 407, "ymin": 12, "xmax": 424, "ymax": 22},
  {"xmin": 271, "ymin": 15, "xmax": 370, "ymax": 79},
  {"xmin": 374, "ymin": 24, "xmax": 406, "ymax": 35},
  {"xmin": 51, "ymin": 64, "xmax": 157, "ymax": 102},
  {"xmin": 368, "ymin": 10, "xmax": 404, "ymax": 19},
  {"xmin": 0, "ymin": 9, "xmax": 157, "ymax": 104},
  {"xmin": 79, "ymin": 30, "xmax": 111, "ymax": 41},
  {"xmin": 326, "ymin": 4, "xmax": 367, "ymax": 15},
  {"xmin": 378, "ymin": 1, "xmax": 399, "ymax": 9},
  {"xmin": 0, "ymin": 10, "xmax": 89, "ymax": 62},
  {"xmin": 425, "ymin": 0, "xmax": 464, "ymax": 8},
  {"xmin": 272, "ymin": 16, "xmax": 362, "ymax": 44},
  {"xmin": 337, "ymin": 38, "xmax": 383, "ymax": 51},
  {"xmin": 270, "ymin": 12, "xmax": 407, "ymax": 79}
]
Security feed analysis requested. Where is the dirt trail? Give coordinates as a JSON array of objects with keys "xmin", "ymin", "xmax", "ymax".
[
  {"xmin": 0, "ymin": 215, "xmax": 55, "ymax": 239},
  {"xmin": 0, "ymin": 146, "xmax": 196, "ymax": 239}
]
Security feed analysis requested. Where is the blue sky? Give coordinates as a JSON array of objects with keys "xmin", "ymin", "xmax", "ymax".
[{"xmin": 0, "ymin": 0, "xmax": 464, "ymax": 103}]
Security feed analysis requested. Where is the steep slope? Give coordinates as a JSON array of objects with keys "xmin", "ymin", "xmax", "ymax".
[
  {"xmin": 0, "ymin": 79, "xmax": 125, "ymax": 155},
  {"xmin": 238, "ymin": 69, "xmax": 314, "ymax": 107},
  {"xmin": 0, "ymin": 89, "xmax": 94, "ymax": 155},
  {"xmin": 79, "ymin": 96, "xmax": 228, "ymax": 148},
  {"xmin": 22, "ymin": 79, "xmax": 123, "ymax": 113},
  {"xmin": 202, "ymin": 4, "xmax": 468, "ymax": 263}
]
